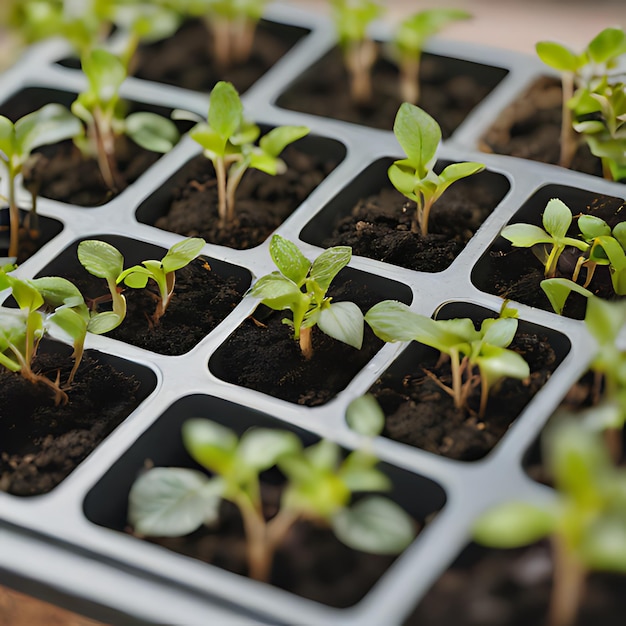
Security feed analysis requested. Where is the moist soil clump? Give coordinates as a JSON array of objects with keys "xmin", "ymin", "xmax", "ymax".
[
  {"xmin": 277, "ymin": 48, "xmax": 502, "ymax": 136},
  {"xmin": 371, "ymin": 332, "xmax": 558, "ymax": 461},
  {"xmin": 134, "ymin": 19, "xmax": 304, "ymax": 94},
  {"xmin": 211, "ymin": 279, "xmax": 384, "ymax": 406},
  {"xmin": 0, "ymin": 349, "xmax": 142, "ymax": 496},
  {"xmin": 323, "ymin": 177, "xmax": 498, "ymax": 272},
  {"xmin": 153, "ymin": 148, "xmax": 338, "ymax": 249}
]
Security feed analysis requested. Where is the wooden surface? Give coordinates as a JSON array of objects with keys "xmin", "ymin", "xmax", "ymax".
[{"xmin": 1, "ymin": 0, "xmax": 625, "ymax": 624}]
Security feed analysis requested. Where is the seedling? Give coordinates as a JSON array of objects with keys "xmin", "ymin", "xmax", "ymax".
[
  {"xmin": 365, "ymin": 301, "xmax": 529, "ymax": 417},
  {"xmin": 500, "ymin": 198, "xmax": 589, "ymax": 278},
  {"xmin": 536, "ymin": 27, "xmax": 626, "ymax": 169},
  {"xmin": 117, "ymin": 237, "xmax": 205, "ymax": 325},
  {"xmin": 330, "ymin": 0, "xmax": 382, "ymax": 105},
  {"xmin": 473, "ymin": 417, "xmax": 626, "ymax": 626},
  {"xmin": 249, "ymin": 235, "xmax": 364, "ymax": 359},
  {"xmin": 72, "ymin": 47, "xmax": 180, "ymax": 191},
  {"xmin": 128, "ymin": 418, "xmax": 415, "ymax": 582},
  {"xmin": 186, "ymin": 0, "xmax": 269, "ymax": 69},
  {"xmin": 393, "ymin": 9, "xmax": 471, "ymax": 104},
  {"xmin": 182, "ymin": 81, "xmax": 308, "ymax": 228},
  {"xmin": 0, "ymin": 104, "xmax": 82, "ymax": 259},
  {"xmin": 388, "ymin": 102, "xmax": 485, "ymax": 236},
  {"xmin": 0, "ymin": 267, "xmax": 113, "ymax": 404}
]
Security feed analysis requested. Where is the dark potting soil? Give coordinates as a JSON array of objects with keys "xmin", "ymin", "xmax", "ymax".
[
  {"xmin": 152, "ymin": 148, "xmax": 338, "ymax": 250},
  {"xmin": 322, "ymin": 177, "xmax": 499, "ymax": 272},
  {"xmin": 277, "ymin": 47, "xmax": 502, "ymax": 136},
  {"xmin": 371, "ymin": 332, "xmax": 558, "ymax": 461},
  {"xmin": 477, "ymin": 195, "xmax": 626, "ymax": 318},
  {"xmin": 134, "ymin": 19, "xmax": 305, "ymax": 94},
  {"xmin": 408, "ymin": 543, "xmax": 626, "ymax": 626},
  {"xmin": 211, "ymin": 279, "xmax": 384, "ymax": 406},
  {"xmin": 144, "ymin": 482, "xmax": 404, "ymax": 608},
  {"xmin": 0, "ymin": 348, "xmax": 142, "ymax": 496},
  {"xmin": 480, "ymin": 76, "xmax": 603, "ymax": 177}
]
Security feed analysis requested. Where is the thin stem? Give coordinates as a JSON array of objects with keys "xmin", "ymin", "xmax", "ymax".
[
  {"xmin": 234, "ymin": 493, "xmax": 272, "ymax": 582},
  {"xmin": 92, "ymin": 111, "xmax": 120, "ymax": 191},
  {"xmin": 419, "ymin": 197, "xmax": 435, "ymax": 237},
  {"xmin": 214, "ymin": 157, "xmax": 228, "ymax": 227},
  {"xmin": 450, "ymin": 350, "xmax": 463, "ymax": 410},
  {"xmin": 548, "ymin": 534, "xmax": 586, "ymax": 626},
  {"xmin": 225, "ymin": 161, "xmax": 247, "ymax": 224},
  {"xmin": 210, "ymin": 18, "xmax": 233, "ymax": 69},
  {"xmin": 399, "ymin": 56, "xmax": 421, "ymax": 104},
  {"xmin": 232, "ymin": 18, "xmax": 255, "ymax": 64},
  {"xmin": 7, "ymin": 168, "xmax": 19, "ymax": 259},
  {"xmin": 559, "ymin": 72, "xmax": 577, "ymax": 169},
  {"xmin": 478, "ymin": 377, "xmax": 490, "ymax": 419},
  {"xmin": 346, "ymin": 40, "xmax": 376, "ymax": 105},
  {"xmin": 299, "ymin": 326, "xmax": 313, "ymax": 360}
]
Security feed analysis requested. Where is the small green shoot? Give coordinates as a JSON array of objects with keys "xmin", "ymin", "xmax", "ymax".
[
  {"xmin": 0, "ymin": 104, "xmax": 82, "ymax": 259},
  {"xmin": 117, "ymin": 237, "xmax": 205, "ymax": 324},
  {"xmin": 346, "ymin": 393, "xmax": 385, "ymax": 438},
  {"xmin": 183, "ymin": 81, "xmax": 308, "ymax": 227},
  {"xmin": 128, "ymin": 417, "xmax": 415, "ymax": 582},
  {"xmin": 72, "ymin": 47, "xmax": 180, "ymax": 190},
  {"xmin": 388, "ymin": 102, "xmax": 485, "ymax": 236},
  {"xmin": 365, "ymin": 301, "xmax": 529, "ymax": 417},
  {"xmin": 249, "ymin": 235, "xmax": 364, "ymax": 359},
  {"xmin": 330, "ymin": 0, "xmax": 382, "ymax": 105},
  {"xmin": 473, "ymin": 417, "xmax": 626, "ymax": 626},
  {"xmin": 394, "ymin": 9, "xmax": 471, "ymax": 104},
  {"xmin": 500, "ymin": 198, "xmax": 589, "ymax": 278}
]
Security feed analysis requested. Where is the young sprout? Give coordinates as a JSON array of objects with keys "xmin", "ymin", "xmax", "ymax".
[
  {"xmin": 536, "ymin": 27, "xmax": 626, "ymax": 169},
  {"xmin": 72, "ymin": 47, "xmax": 180, "ymax": 191},
  {"xmin": 388, "ymin": 102, "xmax": 484, "ymax": 236},
  {"xmin": 117, "ymin": 237, "xmax": 205, "ymax": 325},
  {"xmin": 128, "ymin": 418, "xmax": 415, "ymax": 582},
  {"xmin": 393, "ymin": 9, "xmax": 471, "ymax": 104},
  {"xmin": 500, "ymin": 198, "xmax": 589, "ymax": 278},
  {"xmin": 473, "ymin": 417, "xmax": 626, "ymax": 626},
  {"xmin": 330, "ymin": 0, "xmax": 383, "ymax": 105},
  {"xmin": 365, "ymin": 301, "xmax": 529, "ymax": 417},
  {"xmin": 186, "ymin": 0, "xmax": 269, "ymax": 69},
  {"xmin": 0, "ymin": 104, "xmax": 82, "ymax": 259},
  {"xmin": 249, "ymin": 235, "xmax": 364, "ymax": 360},
  {"xmin": 184, "ymin": 81, "xmax": 309, "ymax": 228}
]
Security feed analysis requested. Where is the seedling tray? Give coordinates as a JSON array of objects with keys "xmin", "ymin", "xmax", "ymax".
[{"xmin": 0, "ymin": 4, "xmax": 624, "ymax": 624}]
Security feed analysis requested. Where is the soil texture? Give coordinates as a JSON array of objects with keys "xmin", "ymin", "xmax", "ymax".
[
  {"xmin": 134, "ymin": 19, "xmax": 305, "ymax": 94},
  {"xmin": 322, "ymin": 175, "xmax": 500, "ymax": 272},
  {"xmin": 371, "ymin": 331, "xmax": 559, "ymax": 461},
  {"xmin": 277, "ymin": 48, "xmax": 505, "ymax": 135},
  {"xmin": 480, "ymin": 76, "xmax": 603, "ymax": 177},
  {"xmin": 0, "ymin": 347, "xmax": 143, "ymax": 496},
  {"xmin": 408, "ymin": 543, "xmax": 626, "ymax": 626},
  {"xmin": 211, "ymin": 278, "xmax": 385, "ymax": 406},
  {"xmin": 151, "ymin": 148, "xmax": 338, "ymax": 249}
]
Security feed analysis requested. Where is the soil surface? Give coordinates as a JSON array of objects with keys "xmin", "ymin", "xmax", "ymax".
[
  {"xmin": 322, "ymin": 174, "xmax": 501, "ymax": 272},
  {"xmin": 211, "ymin": 278, "xmax": 385, "ymax": 406},
  {"xmin": 151, "ymin": 148, "xmax": 339, "ymax": 250},
  {"xmin": 134, "ymin": 19, "xmax": 305, "ymax": 94},
  {"xmin": 277, "ymin": 48, "xmax": 505, "ymax": 135},
  {"xmin": 480, "ymin": 76, "xmax": 604, "ymax": 177},
  {"xmin": 408, "ymin": 543, "xmax": 626, "ymax": 626},
  {"xmin": 0, "ymin": 348, "xmax": 143, "ymax": 496},
  {"xmin": 476, "ymin": 194, "xmax": 626, "ymax": 318},
  {"xmin": 371, "ymin": 331, "xmax": 559, "ymax": 461},
  {"xmin": 143, "ymin": 482, "xmax": 406, "ymax": 608}
]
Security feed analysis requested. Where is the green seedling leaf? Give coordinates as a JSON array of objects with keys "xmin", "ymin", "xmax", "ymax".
[
  {"xmin": 317, "ymin": 301, "xmax": 364, "ymax": 350},
  {"xmin": 535, "ymin": 41, "xmax": 581, "ymax": 72},
  {"xmin": 439, "ymin": 161, "xmax": 485, "ymax": 184},
  {"xmin": 161, "ymin": 237, "xmax": 205, "ymax": 273},
  {"xmin": 500, "ymin": 224, "xmax": 555, "ymax": 247},
  {"xmin": 182, "ymin": 418, "xmax": 238, "ymax": 475},
  {"xmin": 249, "ymin": 273, "xmax": 308, "ymax": 311},
  {"xmin": 580, "ymin": 515, "xmax": 626, "ymax": 572},
  {"xmin": 128, "ymin": 467, "xmax": 223, "ymax": 536},
  {"xmin": 365, "ymin": 300, "xmax": 430, "ymax": 342},
  {"xmin": 125, "ymin": 112, "xmax": 180, "ymax": 153},
  {"xmin": 238, "ymin": 429, "xmax": 302, "ymax": 471},
  {"xmin": 587, "ymin": 27, "xmax": 626, "ymax": 64},
  {"xmin": 82, "ymin": 48, "xmax": 126, "ymax": 106},
  {"xmin": 393, "ymin": 102, "xmax": 440, "ymax": 172},
  {"xmin": 259, "ymin": 126, "xmax": 309, "ymax": 158},
  {"xmin": 395, "ymin": 9, "xmax": 471, "ymax": 55},
  {"xmin": 87, "ymin": 311, "xmax": 123, "ymax": 334},
  {"xmin": 543, "ymin": 198, "xmax": 573, "ymax": 239},
  {"xmin": 309, "ymin": 246, "xmax": 352, "ymax": 292},
  {"xmin": 339, "ymin": 451, "xmax": 390, "ymax": 492},
  {"xmin": 346, "ymin": 394, "xmax": 385, "ymax": 437},
  {"xmin": 541, "ymin": 278, "xmax": 593, "ymax": 315},
  {"xmin": 578, "ymin": 214, "xmax": 611, "ymax": 240},
  {"xmin": 78, "ymin": 240, "xmax": 124, "ymax": 280},
  {"xmin": 481, "ymin": 317, "xmax": 518, "ymax": 349},
  {"xmin": 208, "ymin": 81, "xmax": 243, "ymax": 140},
  {"xmin": 269, "ymin": 234, "xmax": 310, "ymax": 285},
  {"xmin": 332, "ymin": 496, "xmax": 416, "ymax": 554}
]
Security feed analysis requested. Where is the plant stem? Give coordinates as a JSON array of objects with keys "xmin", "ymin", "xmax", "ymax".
[
  {"xmin": 450, "ymin": 350, "xmax": 463, "ymax": 410},
  {"xmin": 346, "ymin": 40, "xmax": 377, "ymax": 106},
  {"xmin": 215, "ymin": 157, "xmax": 228, "ymax": 227},
  {"xmin": 210, "ymin": 18, "xmax": 234, "ymax": 69},
  {"xmin": 92, "ymin": 111, "xmax": 120, "ymax": 191},
  {"xmin": 7, "ymin": 168, "xmax": 19, "ymax": 259},
  {"xmin": 232, "ymin": 17, "xmax": 255, "ymax": 65},
  {"xmin": 225, "ymin": 161, "xmax": 246, "ymax": 225},
  {"xmin": 399, "ymin": 56, "xmax": 421, "ymax": 104},
  {"xmin": 559, "ymin": 72, "xmax": 577, "ymax": 169},
  {"xmin": 299, "ymin": 326, "xmax": 313, "ymax": 360},
  {"xmin": 548, "ymin": 535, "xmax": 586, "ymax": 626},
  {"xmin": 235, "ymin": 494, "xmax": 273, "ymax": 582}
]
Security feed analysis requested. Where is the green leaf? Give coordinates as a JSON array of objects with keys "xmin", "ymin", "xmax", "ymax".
[
  {"xmin": 395, "ymin": 9, "xmax": 471, "ymax": 54},
  {"xmin": 82, "ymin": 48, "xmax": 126, "ymax": 107},
  {"xmin": 238, "ymin": 428, "xmax": 302, "ymax": 471},
  {"xmin": 125, "ymin": 112, "xmax": 179, "ymax": 153},
  {"xmin": 259, "ymin": 126, "xmax": 309, "ymax": 158},
  {"xmin": 11, "ymin": 277, "xmax": 44, "ymax": 312},
  {"xmin": 87, "ymin": 311, "xmax": 123, "ymax": 334},
  {"xmin": 388, "ymin": 161, "xmax": 418, "ymax": 199},
  {"xmin": 345, "ymin": 394, "xmax": 385, "ymax": 437},
  {"xmin": 581, "ymin": 515, "xmax": 626, "ymax": 573},
  {"xmin": 128, "ymin": 467, "xmax": 222, "ymax": 536},
  {"xmin": 439, "ymin": 161, "xmax": 485, "ymax": 184},
  {"xmin": 535, "ymin": 41, "xmax": 580, "ymax": 72},
  {"xmin": 119, "ymin": 265, "xmax": 152, "ymax": 289},
  {"xmin": 365, "ymin": 300, "xmax": 428, "ymax": 342},
  {"xmin": 29, "ymin": 276, "xmax": 86, "ymax": 311},
  {"xmin": 309, "ymin": 246, "xmax": 352, "ymax": 292},
  {"xmin": 481, "ymin": 317, "xmax": 517, "ymax": 349},
  {"xmin": 269, "ymin": 235, "xmax": 310, "ymax": 285},
  {"xmin": 543, "ymin": 198, "xmax": 574, "ymax": 239},
  {"xmin": 182, "ymin": 418, "xmax": 238, "ymax": 475},
  {"xmin": 585, "ymin": 296, "xmax": 626, "ymax": 346},
  {"xmin": 306, "ymin": 439, "xmax": 341, "ymax": 472},
  {"xmin": 472, "ymin": 502, "xmax": 555, "ymax": 548},
  {"xmin": 161, "ymin": 238, "xmax": 205, "ymax": 274},
  {"xmin": 208, "ymin": 81, "xmax": 243, "ymax": 140},
  {"xmin": 249, "ymin": 274, "xmax": 306, "ymax": 311},
  {"xmin": 393, "ymin": 103, "xmax": 440, "ymax": 172},
  {"xmin": 332, "ymin": 496, "xmax": 416, "ymax": 554},
  {"xmin": 578, "ymin": 215, "xmax": 611, "ymax": 240},
  {"xmin": 540, "ymin": 278, "xmax": 592, "ymax": 315},
  {"xmin": 500, "ymin": 223, "xmax": 553, "ymax": 248},
  {"xmin": 339, "ymin": 452, "xmax": 390, "ymax": 492},
  {"xmin": 587, "ymin": 27, "xmax": 626, "ymax": 64},
  {"xmin": 248, "ymin": 151, "xmax": 282, "ymax": 175},
  {"xmin": 78, "ymin": 240, "xmax": 124, "ymax": 280},
  {"xmin": 46, "ymin": 306, "xmax": 88, "ymax": 344},
  {"xmin": 0, "ymin": 116, "xmax": 14, "ymax": 163},
  {"xmin": 318, "ymin": 301, "xmax": 364, "ymax": 349},
  {"xmin": 613, "ymin": 222, "xmax": 626, "ymax": 250},
  {"xmin": 190, "ymin": 124, "xmax": 227, "ymax": 158},
  {"xmin": 477, "ymin": 345, "xmax": 530, "ymax": 389}
]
